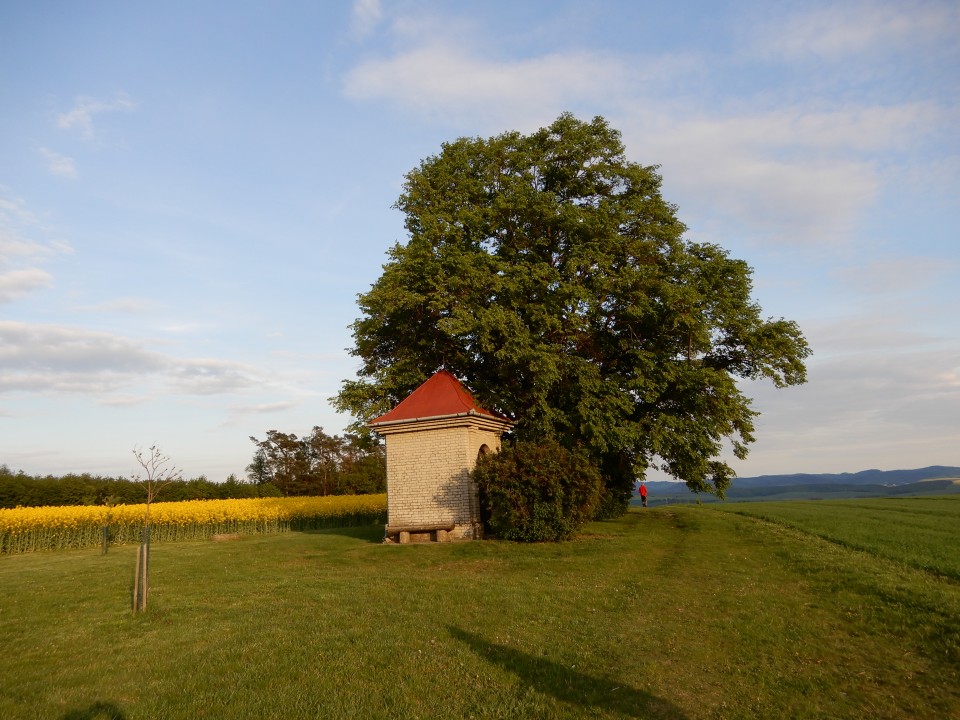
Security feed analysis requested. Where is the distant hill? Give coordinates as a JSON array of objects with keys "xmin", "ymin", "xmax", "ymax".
[
  {"xmin": 727, "ymin": 466, "xmax": 960, "ymax": 488},
  {"xmin": 637, "ymin": 466, "xmax": 960, "ymax": 505}
]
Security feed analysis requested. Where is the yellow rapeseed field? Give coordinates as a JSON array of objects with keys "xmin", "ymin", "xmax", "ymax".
[{"xmin": 0, "ymin": 494, "xmax": 387, "ymax": 553}]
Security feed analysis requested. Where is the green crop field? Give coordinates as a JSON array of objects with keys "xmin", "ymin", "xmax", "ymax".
[
  {"xmin": 1, "ymin": 502, "xmax": 958, "ymax": 719},
  {"xmin": 711, "ymin": 496, "xmax": 960, "ymax": 580}
]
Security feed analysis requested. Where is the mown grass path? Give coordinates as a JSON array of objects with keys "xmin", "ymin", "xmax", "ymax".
[{"xmin": 1, "ymin": 503, "xmax": 957, "ymax": 719}]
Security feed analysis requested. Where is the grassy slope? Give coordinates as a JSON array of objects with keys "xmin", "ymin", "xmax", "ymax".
[{"xmin": 0, "ymin": 504, "xmax": 957, "ymax": 720}]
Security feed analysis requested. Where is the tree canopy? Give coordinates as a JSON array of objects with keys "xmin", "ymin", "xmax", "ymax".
[
  {"xmin": 247, "ymin": 427, "xmax": 386, "ymax": 497},
  {"xmin": 335, "ymin": 113, "xmax": 810, "ymax": 510}
]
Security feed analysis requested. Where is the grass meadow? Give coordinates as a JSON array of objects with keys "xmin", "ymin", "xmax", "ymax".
[
  {"xmin": 710, "ymin": 496, "xmax": 960, "ymax": 580},
  {"xmin": 1, "ymin": 498, "xmax": 958, "ymax": 719}
]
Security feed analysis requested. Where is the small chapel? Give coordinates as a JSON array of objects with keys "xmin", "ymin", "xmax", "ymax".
[{"xmin": 369, "ymin": 371, "xmax": 513, "ymax": 543}]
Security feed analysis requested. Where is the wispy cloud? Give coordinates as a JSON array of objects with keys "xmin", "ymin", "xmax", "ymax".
[
  {"xmin": 73, "ymin": 296, "xmax": 156, "ymax": 314},
  {"xmin": 57, "ymin": 92, "xmax": 137, "ymax": 139},
  {"xmin": 0, "ymin": 190, "xmax": 71, "ymax": 302},
  {"xmin": 96, "ymin": 394, "xmax": 152, "ymax": 407},
  {"xmin": 0, "ymin": 269, "xmax": 54, "ymax": 303},
  {"xmin": 351, "ymin": 0, "xmax": 383, "ymax": 37},
  {"xmin": 344, "ymin": 2, "xmax": 957, "ymax": 249},
  {"xmin": 618, "ymin": 106, "xmax": 921, "ymax": 245},
  {"xmin": 761, "ymin": 0, "xmax": 960, "ymax": 60},
  {"xmin": 168, "ymin": 358, "xmax": 261, "ymax": 395},
  {"xmin": 0, "ymin": 191, "xmax": 72, "ymax": 259},
  {"xmin": 0, "ymin": 192, "xmax": 40, "ymax": 245},
  {"xmin": 830, "ymin": 256, "xmax": 956, "ymax": 295},
  {"xmin": 230, "ymin": 400, "xmax": 299, "ymax": 415},
  {"xmin": 39, "ymin": 148, "xmax": 78, "ymax": 179},
  {"xmin": 343, "ymin": 41, "xmax": 643, "ymax": 131},
  {"xmin": 344, "ymin": 38, "xmax": 932, "ymax": 247},
  {"xmin": 741, "ymin": 344, "xmax": 960, "ymax": 473},
  {"xmin": 733, "ymin": 300, "xmax": 960, "ymax": 474},
  {"xmin": 0, "ymin": 321, "xmax": 265, "ymax": 396}
]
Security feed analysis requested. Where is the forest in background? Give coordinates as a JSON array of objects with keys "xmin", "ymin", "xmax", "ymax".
[{"xmin": 0, "ymin": 426, "xmax": 386, "ymax": 509}]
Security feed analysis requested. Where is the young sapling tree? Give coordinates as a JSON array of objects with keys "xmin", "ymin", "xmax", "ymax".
[{"xmin": 131, "ymin": 445, "xmax": 182, "ymax": 613}]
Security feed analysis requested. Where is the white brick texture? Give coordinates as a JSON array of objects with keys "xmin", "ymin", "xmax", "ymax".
[{"xmin": 375, "ymin": 416, "xmax": 511, "ymax": 539}]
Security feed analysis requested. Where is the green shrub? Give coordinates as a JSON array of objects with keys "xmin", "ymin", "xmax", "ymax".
[
  {"xmin": 472, "ymin": 439, "xmax": 603, "ymax": 542},
  {"xmin": 592, "ymin": 487, "xmax": 630, "ymax": 520},
  {"xmin": 258, "ymin": 483, "xmax": 284, "ymax": 498}
]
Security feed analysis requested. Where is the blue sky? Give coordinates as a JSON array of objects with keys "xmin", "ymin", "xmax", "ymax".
[{"xmin": 1, "ymin": 0, "xmax": 958, "ymax": 482}]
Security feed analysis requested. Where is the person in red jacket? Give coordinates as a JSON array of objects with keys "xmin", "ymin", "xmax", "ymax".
[{"xmin": 639, "ymin": 482, "xmax": 648, "ymax": 508}]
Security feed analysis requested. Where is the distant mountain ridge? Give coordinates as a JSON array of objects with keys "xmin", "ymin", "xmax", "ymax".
[
  {"xmin": 639, "ymin": 465, "xmax": 960, "ymax": 504},
  {"xmin": 647, "ymin": 465, "xmax": 960, "ymax": 499},
  {"xmin": 727, "ymin": 465, "xmax": 960, "ymax": 488}
]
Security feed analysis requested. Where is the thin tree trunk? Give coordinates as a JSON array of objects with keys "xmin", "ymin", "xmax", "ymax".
[
  {"xmin": 133, "ymin": 532, "xmax": 151, "ymax": 612},
  {"xmin": 133, "ymin": 520, "xmax": 151, "ymax": 612},
  {"xmin": 133, "ymin": 542, "xmax": 143, "ymax": 612}
]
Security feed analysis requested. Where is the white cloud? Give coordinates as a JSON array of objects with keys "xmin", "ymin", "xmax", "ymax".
[
  {"xmin": 763, "ymin": 0, "xmax": 960, "ymax": 60},
  {"xmin": 731, "ymin": 289, "xmax": 960, "ymax": 474},
  {"xmin": 342, "ymin": 11, "xmax": 952, "ymax": 248},
  {"xmin": 0, "ymin": 191, "xmax": 73, "ymax": 260},
  {"xmin": 39, "ymin": 148, "xmax": 78, "ymax": 179},
  {"xmin": 57, "ymin": 92, "xmax": 137, "ymax": 139},
  {"xmin": 231, "ymin": 400, "xmax": 299, "ymax": 415},
  {"xmin": 830, "ymin": 256, "xmax": 956, "ymax": 295},
  {"xmin": 736, "ymin": 345, "xmax": 960, "ymax": 474},
  {"xmin": 0, "ymin": 321, "xmax": 165, "ymax": 376},
  {"xmin": 0, "ymin": 321, "xmax": 264, "ymax": 396},
  {"xmin": 96, "ymin": 395, "xmax": 152, "ymax": 407},
  {"xmin": 344, "ymin": 43, "xmax": 634, "ymax": 130},
  {"xmin": 0, "ymin": 190, "xmax": 71, "ymax": 301},
  {"xmin": 621, "ymin": 109, "xmax": 891, "ymax": 246},
  {"xmin": 807, "ymin": 313, "xmax": 941, "ymax": 356},
  {"xmin": 0, "ymin": 193, "xmax": 41, "ymax": 252},
  {"xmin": 351, "ymin": 0, "xmax": 383, "ymax": 37},
  {"xmin": 0, "ymin": 268, "xmax": 54, "ymax": 303},
  {"xmin": 73, "ymin": 296, "xmax": 156, "ymax": 314},
  {"xmin": 647, "ymin": 104, "xmax": 942, "ymax": 157},
  {"xmin": 168, "ymin": 358, "xmax": 261, "ymax": 395}
]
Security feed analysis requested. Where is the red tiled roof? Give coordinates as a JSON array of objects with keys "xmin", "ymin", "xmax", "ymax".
[{"xmin": 369, "ymin": 370, "xmax": 508, "ymax": 425}]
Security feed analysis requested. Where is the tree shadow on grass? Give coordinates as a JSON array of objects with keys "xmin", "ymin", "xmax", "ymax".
[
  {"xmin": 298, "ymin": 523, "xmax": 386, "ymax": 544},
  {"xmin": 60, "ymin": 700, "xmax": 127, "ymax": 720},
  {"xmin": 448, "ymin": 626, "xmax": 688, "ymax": 719}
]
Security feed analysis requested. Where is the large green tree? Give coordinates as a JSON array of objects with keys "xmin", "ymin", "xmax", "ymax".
[{"xmin": 335, "ymin": 113, "xmax": 810, "ymax": 511}]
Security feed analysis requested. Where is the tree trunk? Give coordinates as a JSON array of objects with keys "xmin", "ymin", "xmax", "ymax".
[{"xmin": 133, "ymin": 526, "xmax": 150, "ymax": 613}]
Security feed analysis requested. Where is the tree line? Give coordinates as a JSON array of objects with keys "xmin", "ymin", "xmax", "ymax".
[
  {"xmin": 0, "ymin": 427, "xmax": 385, "ymax": 509},
  {"xmin": 246, "ymin": 426, "xmax": 385, "ymax": 497},
  {"xmin": 0, "ymin": 467, "xmax": 264, "ymax": 509}
]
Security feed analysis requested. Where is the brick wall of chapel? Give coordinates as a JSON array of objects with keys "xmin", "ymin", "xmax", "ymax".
[{"xmin": 385, "ymin": 423, "xmax": 503, "ymax": 537}]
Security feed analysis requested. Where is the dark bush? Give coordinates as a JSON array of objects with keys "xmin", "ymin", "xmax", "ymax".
[
  {"xmin": 472, "ymin": 439, "xmax": 603, "ymax": 542},
  {"xmin": 592, "ymin": 485, "xmax": 634, "ymax": 520}
]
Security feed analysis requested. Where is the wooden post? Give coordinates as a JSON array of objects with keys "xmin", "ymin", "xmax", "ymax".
[
  {"xmin": 133, "ymin": 543, "xmax": 142, "ymax": 612},
  {"xmin": 133, "ymin": 527, "xmax": 150, "ymax": 613}
]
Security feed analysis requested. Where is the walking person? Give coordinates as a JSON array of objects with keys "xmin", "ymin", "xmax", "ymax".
[{"xmin": 639, "ymin": 482, "xmax": 648, "ymax": 508}]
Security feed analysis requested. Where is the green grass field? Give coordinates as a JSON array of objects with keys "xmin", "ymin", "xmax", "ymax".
[
  {"xmin": 711, "ymin": 496, "xmax": 960, "ymax": 580},
  {"xmin": 1, "ymin": 500, "xmax": 958, "ymax": 719}
]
